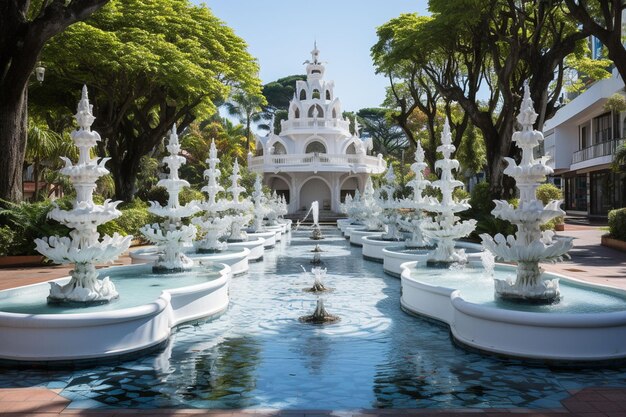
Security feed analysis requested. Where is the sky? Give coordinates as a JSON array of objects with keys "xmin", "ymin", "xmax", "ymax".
[{"xmin": 202, "ymin": 0, "xmax": 430, "ymax": 113}]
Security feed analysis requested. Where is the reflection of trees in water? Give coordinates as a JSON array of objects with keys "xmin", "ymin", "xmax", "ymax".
[
  {"xmin": 179, "ymin": 336, "xmax": 261, "ymax": 407},
  {"xmin": 292, "ymin": 332, "xmax": 333, "ymax": 375}
]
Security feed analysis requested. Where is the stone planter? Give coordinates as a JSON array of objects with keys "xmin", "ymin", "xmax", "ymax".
[
  {"xmin": 0, "ymin": 255, "xmax": 45, "ymax": 268},
  {"xmin": 601, "ymin": 234, "xmax": 626, "ymax": 253}
]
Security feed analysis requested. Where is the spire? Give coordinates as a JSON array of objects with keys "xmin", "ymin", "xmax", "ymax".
[
  {"xmin": 305, "ymin": 42, "xmax": 325, "ymax": 80},
  {"xmin": 311, "ymin": 41, "xmax": 320, "ymax": 64}
]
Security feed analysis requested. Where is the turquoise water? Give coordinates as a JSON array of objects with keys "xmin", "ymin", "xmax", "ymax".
[
  {"xmin": 0, "ymin": 264, "xmax": 223, "ymax": 315},
  {"xmin": 409, "ymin": 264, "xmax": 626, "ymax": 313},
  {"xmin": 0, "ymin": 228, "xmax": 625, "ymax": 410}
]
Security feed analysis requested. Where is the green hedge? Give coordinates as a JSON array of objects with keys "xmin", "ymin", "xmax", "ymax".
[
  {"xmin": 608, "ymin": 208, "xmax": 626, "ymax": 241},
  {"xmin": 98, "ymin": 207, "xmax": 153, "ymax": 238}
]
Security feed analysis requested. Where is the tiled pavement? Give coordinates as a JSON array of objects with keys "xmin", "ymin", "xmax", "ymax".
[
  {"xmin": 1, "ymin": 225, "xmax": 625, "ymax": 416},
  {"xmin": 0, "ymin": 387, "xmax": 625, "ymax": 416}
]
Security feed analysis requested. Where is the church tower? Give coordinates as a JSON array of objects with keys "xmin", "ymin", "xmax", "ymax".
[{"xmin": 249, "ymin": 43, "xmax": 385, "ymax": 215}]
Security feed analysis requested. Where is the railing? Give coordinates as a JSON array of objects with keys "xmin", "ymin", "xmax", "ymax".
[
  {"xmin": 572, "ymin": 138, "xmax": 625, "ymax": 164},
  {"xmin": 248, "ymin": 153, "xmax": 385, "ymax": 172},
  {"xmin": 280, "ymin": 118, "xmax": 351, "ymax": 131}
]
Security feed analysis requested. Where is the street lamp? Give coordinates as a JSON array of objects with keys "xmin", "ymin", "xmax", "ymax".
[{"xmin": 34, "ymin": 62, "xmax": 45, "ymax": 83}]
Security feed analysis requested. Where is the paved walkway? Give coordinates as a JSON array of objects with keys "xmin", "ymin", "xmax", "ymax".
[{"xmin": 1, "ymin": 226, "xmax": 625, "ymax": 416}]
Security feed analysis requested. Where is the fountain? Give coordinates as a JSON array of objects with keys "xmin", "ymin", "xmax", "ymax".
[
  {"xmin": 302, "ymin": 266, "xmax": 329, "ymax": 292},
  {"xmin": 34, "ymin": 86, "xmax": 132, "ymax": 305},
  {"xmin": 381, "ymin": 136, "xmax": 483, "ymax": 277},
  {"xmin": 376, "ymin": 162, "xmax": 403, "ymax": 241},
  {"xmin": 248, "ymin": 174, "xmax": 269, "ymax": 233},
  {"xmin": 480, "ymin": 84, "xmax": 573, "ymax": 303},
  {"xmin": 299, "ymin": 266, "xmax": 338, "ymax": 323},
  {"xmin": 310, "ymin": 244, "xmax": 324, "ymax": 265},
  {"xmin": 348, "ymin": 178, "xmax": 385, "ymax": 246},
  {"xmin": 223, "ymin": 159, "xmax": 253, "ymax": 243},
  {"xmin": 192, "ymin": 139, "xmax": 231, "ymax": 253},
  {"xmin": 421, "ymin": 119, "xmax": 477, "ymax": 266},
  {"xmin": 310, "ymin": 201, "xmax": 324, "ymax": 240},
  {"xmin": 399, "ymin": 140, "xmax": 433, "ymax": 249},
  {"xmin": 140, "ymin": 125, "xmax": 202, "ymax": 273}
]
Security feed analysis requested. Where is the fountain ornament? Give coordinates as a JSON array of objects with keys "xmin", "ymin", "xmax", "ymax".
[
  {"xmin": 375, "ymin": 162, "xmax": 404, "ymax": 241},
  {"xmin": 302, "ymin": 266, "xmax": 329, "ymax": 292},
  {"xmin": 310, "ymin": 201, "xmax": 324, "ymax": 240},
  {"xmin": 421, "ymin": 119, "xmax": 477, "ymax": 265},
  {"xmin": 266, "ymin": 190, "xmax": 286, "ymax": 227},
  {"xmin": 140, "ymin": 125, "xmax": 201, "ymax": 273},
  {"xmin": 248, "ymin": 175, "xmax": 269, "ymax": 233},
  {"xmin": 299, "ymin": 266, "xmax": 339, "ymax": 324},
  {"xmin": 224, "ymin": 159, "xmax": 253, "ymax": 242},
  {"xmin": 35, "ymin": 86, "xmax": 132, "ymax": 305},
  {"xmin": 480, "ymin": 84, "xmax": 573, "ymax": 303},
  {"xmin": 192, "ymin": 139, "xmax": 231, "ymax": 253},
  {"xmin": 354, "ymin": 178, "xmax": 383, "ymax": 231},
  {"xmin": 398, "ymin": 140, "xmax": 435, "ymax": 248}
]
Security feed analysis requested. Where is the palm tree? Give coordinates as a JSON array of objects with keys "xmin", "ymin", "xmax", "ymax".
[
  {"xmin": 25, "ymin": 120, "xmax": 76, "ymax": 200},
  {"xmin": 224, "ymin": 91, "xmax": 266, "ymax": 152}
]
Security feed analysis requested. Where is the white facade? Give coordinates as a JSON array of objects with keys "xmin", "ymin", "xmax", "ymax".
[
  {"xmin": 248, "ymin": 44, "xmax": 385, "ymax": 214},
  {"xmin": 543, "ymin": 70, "xmax": 626, "ymax": 217}
]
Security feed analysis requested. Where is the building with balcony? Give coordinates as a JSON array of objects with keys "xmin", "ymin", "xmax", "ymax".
[
  {"xmin": 248, "ymin": 44, "xmax": 385, "ymax": 214},
  {"xmin": 543, "ymin": 70, "xmax": 626, "ymax": 218}
]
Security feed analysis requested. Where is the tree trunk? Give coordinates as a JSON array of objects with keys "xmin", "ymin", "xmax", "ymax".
[{"xmin": 0, "ymin": 85, "xmax": 28, "ymax": 202}]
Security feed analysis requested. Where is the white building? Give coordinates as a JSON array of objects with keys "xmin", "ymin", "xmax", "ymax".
[
  {"xmin": 543, "ymin": 70, "xmax": 626, "ymax": 218},
  {"xmin": 248, "ymin": 44, "xmax": 385, "ymax": 214}
]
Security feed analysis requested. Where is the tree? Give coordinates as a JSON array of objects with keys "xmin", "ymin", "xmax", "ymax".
[
  {"xmin": 225, "ymin": 90, "xmax": 267, "ymax": 152},
  {"xmin": 563, "ymin": 0, "xmax": 626, "ymax": 85},
  {"xmin": 34, "ymin": 0, "xmax": 262, "ymax": 201},
  {"xmin": 373, "ymin": 2, "xmax": 601, "ymax": 199},
  {"xmin": 0, "ymin": 0, "xmax": 109, "ymax": 202},
  {"xmin": 356, "ymin": 108, "xmax": 407, "ymax": 157},
  {"xmin": 261, "ymin": 74, "xmax": 307, "ymax": 133}
]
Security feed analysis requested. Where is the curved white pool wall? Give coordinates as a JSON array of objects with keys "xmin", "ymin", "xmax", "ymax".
[
  {"xmin": 130, "ymin": 246, "xmax": 250, "ymax": 276},
  {"xmin": 337, "ymin": 219, "xmax": 358, "ymax": 234},
  {"xmin": 383, "ymin": 241, "xmax": 484, "ymax": 277},
  {"xmin": 0, "ymin": 263, "xmax": 231, "ymax": 362},
  {"xmin": 226, "ymin": 236, "xmax": 265, "ymax": 262},
  {"xmin": 362, "ymin": 235, "xmax": 405, "ymax": 263},
  {"xmin": 248, "ymin": 231, "xmax": 277, "ymax": 248},
  {"xmin": 400, "ymin": 261, "xmax": 626, "ymax": 361},
  {"xmin": 349, "ymin": 229, "xmax": 383, "ymax": 247},
  {"xmin": 343, "ymin": 225, "xmax": 365, "ymax": 239}
]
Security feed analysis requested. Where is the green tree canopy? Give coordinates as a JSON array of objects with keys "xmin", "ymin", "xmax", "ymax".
[{"xmin": 33, "ymin": 0, "xmax": 262, "ymax": 201}]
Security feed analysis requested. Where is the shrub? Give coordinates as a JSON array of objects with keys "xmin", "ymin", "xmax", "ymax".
[
  {"xmin": 0, "ymin": 226, "xmax": 15, "ymax": 256},
  {"xmin": 179, "ymin": 187, "xmax": 204, "ymax": 205},
  {"xmin": 608, "ymin": 208, "xmax": 626, "ymax": 241},
  {"xmin": 98, "ymin": 207, "xmax": 153, "ymax": 238},
  {"xmin": 469, "ymin": 182, "xmax": 494, "ymax": 215},
  {"xmin": 536, "ymin": 183, "xmax": 562, "ymax": 205},
  {"xmin": 0, "ymin": 200, "xmax": 69, "ymax": 255}
]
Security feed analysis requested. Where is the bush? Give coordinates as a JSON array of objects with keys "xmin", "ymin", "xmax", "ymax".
[
  {"xmin": 536, "ymin": 183, "xmax": 562, "ymax": 205},
  {"xmin": 464, "ymin": 182, "xmax": 516, "ymax": 239},
  {"xmin": 469, "ymin": 182, "xmax": 494, "ymax": 215},
  {"xmin": 98, "ymin": 207, "xmax": 153, "ymax": 238},
  {"xmin": 0, "ymin": 200, "xmax": 69, "ymax": 255},
  {"xmin": 0, "ymin": 226, "xmax": 15, "ymax": 256},
  {"xmin": 608, "ymin": 208, "xmax": 626, "ymax": 241}
]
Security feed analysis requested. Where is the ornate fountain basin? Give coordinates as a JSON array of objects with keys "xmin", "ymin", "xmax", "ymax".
[
  {"xmin": 337, "ymin": 219, "xmax": 359, "ymax": 234},
  {"xmin": 343, "ymin": 225, "xmax": 365, "ymax": 239},
  {"xmin": 0, "ymin": 263, "xmax": 230, "ymax": 362},
  {"xmin": 224, "ymin": 236, "xmax": 265, "ymax": 262},
  {"xmin": 246, "ymin": 231, "xmax": 277, "ymax": 248},
  {"xmin": 361, "ymin": 234, "xmax": 408, "ymax": 263},
  {"xmin": 349, "ymin": 229, "xmax": 384, "ymax": 247},
  {"xmin": 130, "ymin": 246, "xmax": 250, "ymax": 276},
  {"xmin": 400, "ymin": 261, "xmax": 626, "ymax": 362},
  {"xmin": 382, "ymin": 241, "xmax": 484, "ymax": 277}
]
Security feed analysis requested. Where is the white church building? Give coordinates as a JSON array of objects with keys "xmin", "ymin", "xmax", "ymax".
[{"xmin": 248, "ymin": 44, "xmax": 385, "ymax": 214}]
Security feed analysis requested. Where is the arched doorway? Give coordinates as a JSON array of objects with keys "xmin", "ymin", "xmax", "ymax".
[
  {"xmin": 300, "ymin": 178, "xmax": 331, "ymax": 212},
  {"xmin": 340, "ymin": 176, "xmax": 359, "ymax": 203},
  {"xmin": 268, "ymin": 176, "xmax": 290, "ymax": 204},
  {"xmin": 305, "ymin": 140, "xmax": 326, "ymax": 154}
]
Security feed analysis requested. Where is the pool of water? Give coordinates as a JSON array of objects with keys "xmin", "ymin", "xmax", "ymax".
[
  {"xmin": 1, "ymin": 227, "xmax": 625, "ymax": 409},
  {"xmin": 409, "ymin": 264, "xmax": 626, "ymax": 314},
  {"xmin": 0, "ymin": 264, "xmax": 224, "ymax": 314}
]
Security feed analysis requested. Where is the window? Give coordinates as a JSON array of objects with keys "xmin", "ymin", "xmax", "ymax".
[
  {"xmin": 299, "ymin": 89, "xmax": 306, "ymax": 100},
  {"xmin": 332, "ymin": 108, "xmax": 337, "ymax": 118},
  {"xmin": 581, "ymin": 125, "xmax": 588, "ymax": 149},
  {"xmin": 273, "ymin": 142, "xmax": 287, "ymax": 155},
  {"xmin": 294, "ymin": 108, "xmax": 300, "ymax": 118},
  {"xmin": 593, "ymin": 112, "xmax": 612, "ymax": 143},
  {"xmin": 346, "ymin": 143, "xmax": 356, "ymax": 154},
  {"xmin": 312, "ymin": 89, "xmax": 320, "ymax": 99},
  {"xmin": 307, "ymin": 104, "xmax": 324, "ymax": 118},
  {"xmin": 305, "ymin": 141, "xmax": 326, "ymax": 153},
  {"xmin": 325, "ymin": 90, "xmax": 331, "ymax": 100}
]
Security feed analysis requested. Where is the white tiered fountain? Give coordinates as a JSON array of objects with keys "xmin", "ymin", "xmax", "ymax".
[
  {"xmin": 192, "ymin": 140, "xmax": 231, "ymax": 253},
  {"xmin": 421, "ymin": 119, "xmax": 477, "ymax": 265},
  {"xmin": 399, "ymin": 140, "xmax": 433, "ymax": 248},
  {"xmin": 376, "ymin": 162, "xmax": 403, "ymax": 241},
  {"xmin": 480, "ymin": 84, "xmax": 573, "ymax": 303},
  {"xmin": 348, "ymin": 178, "xmax": 384, "ymax": 247},
  {"xmin": 245, "ymin": 175, "xmax": 279, "ymax": 248},
  {"xmin": 35, "ymin": 86, "xmax": 132, "ymax": 305},
  {"xmin": 140, "ymin": 125, "xmax": 201, "ymax": 273},
  {"xmin": 224, "ymin": 159, "xmax": 253, "ymax": 243}
]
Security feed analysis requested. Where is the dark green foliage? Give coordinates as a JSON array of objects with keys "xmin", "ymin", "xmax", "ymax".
[
  {"xmin": 98, "ymin": 207, "xmax": 152, "ymax": 238},
  {"xmin": 608, "ymin": 208, "xmax": 626, "ymax": 241},
  {"xmin": 0, "ymin": 200, "xmax": 69, "ymax": 255},
  {"xmin": 463, "ymin": 182, "xmax": 515, "ymax": 239},
  {"xmin": 536, "ymin": 183, "xmax": 562, "ymax": 205},
  {"xmin": 0, "ymin": 226, "xmax": 15, "ymax": 256}
]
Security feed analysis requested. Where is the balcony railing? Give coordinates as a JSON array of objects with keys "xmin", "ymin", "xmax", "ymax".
[
  {"xmin": 280, "ymin": 118, "xmax": 350, "ymax": 131},
  {"xmin": 248, "ymin": 153, "xmax": 385, "ymax": 173},
  {"xmin": 572, "ymin": 138, "xmax": 625, "ymax": 164}
]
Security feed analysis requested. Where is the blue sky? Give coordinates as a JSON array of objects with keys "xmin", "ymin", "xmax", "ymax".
[{"xmin": 203, "ymin": 1, "xmax": 429, "ymax": 112}]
